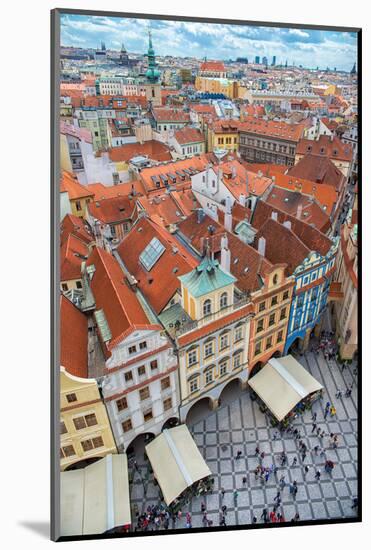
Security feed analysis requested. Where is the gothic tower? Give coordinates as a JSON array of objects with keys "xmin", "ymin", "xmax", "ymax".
[{"xmin": 144, "ymin": 30, "xmax": 161, "ymax": 106}]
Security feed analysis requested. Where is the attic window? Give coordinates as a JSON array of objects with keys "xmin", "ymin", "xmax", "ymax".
[
  {"xmin": 233, "ymin": 258, "xmax": 239, "ymax": 264},
  {"xmin": 284, "ymin": 198, "xmax": 289, "ymax": 202},
  {"xmin": 333, "ymin": 150, "xmax": 338, "ymax": 155},
  {"xmin": 119, "ymin": 207, "xmax": 125, "ymax": 212},
  {"xmin": 173, "ymin": 267, "xmax": 179, "ymax": 273},
  {"xmin": 243, "ymin": 267, "xmax": 249, "ymax": 273},
  {"xmin": 139, "ymin": 237, "xmax": 166, "ymax": 271}
]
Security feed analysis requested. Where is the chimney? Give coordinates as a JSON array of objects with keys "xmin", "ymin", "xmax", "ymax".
[
  {"xmin": 231, "ymin": 164, "xmax": 237, "ymax": 179},
  {"xmin": 220, "ymin": 234, "xmax": 231, "ymax": 273},
  {"xmin": 197, "ymin": 208, "xmax": 205, "ymax": 224},
  {"xmin": 296, "ymin": 203, "xmax": 303, "ymax": 219},
  {"xmin": 271, "ymin": 211, "xmax": 278, "ymax": 221},
  {"xmin": 224, "ymin": 195, "xmax": 232, "ymax": 232},
  {"xmin": 239, "ymin": 193, "xmax": 246, "ymax": 206},
  {"xmin": 283, "ymin": 220, "xmax": 292, "ymax": 230},
  {"xmin": 258, "ymin": 236, "xmax": 266, "ymax": 256}
]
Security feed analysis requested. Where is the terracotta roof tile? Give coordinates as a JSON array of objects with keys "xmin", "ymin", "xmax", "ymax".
[
  {"xmin": 60, "ymin": 295, "xmax": 88, "ymax": 378},
  {"xmin": 239, "ymin": 116, "xmax": 305, "ymax": 142},
  {"xmin": 296, "ymin": 135, "xmax": 352, "ymax": 161},
  {"xmin": 88, "ymin": 196, "xmax": 136, "ymax": 224},
  {"xmin": 199, "ymin": 61, "xmax": 226, "ymax": 72},
  {"xmin": 103, "ymin": 140, "xmax": 172, "ymax": 163},
  {"xmin": 87, "ymin": 247, "xmax": 153, "ymax": 349},
  {"xmin": 287, "ymin": 155, "xmax": 344, "ymax": 191},
  {"xmin": 174, "ymin": 127, "xmax": 205, "ymax": 145},
  {"xmin": 152, "ymin": 108, "xmax": 190, "ymax": 123},
  {"xmin": 60, "ymin": 171, "xmax": 94, "ymax": 200},
  {"xmin": 86, "ymin": 181, "xmax": 145, "ymax": 200},
  {"xmin": 60, "ymin": 214, "xmax": 94, "ymax": 246},
  {"xmin": 117, "ymin": 217, "xmax": 198, "ymax": 313},
  {"xmin": 60, "ymin": 233, "xmax": 89, "ymax": 281}
]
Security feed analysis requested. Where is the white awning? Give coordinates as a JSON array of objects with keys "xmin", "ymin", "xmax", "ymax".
[
  {"xmin": 145, "ymin": 425, "xmax": 211, "ymax": 506},
  {"xmin": 60, "ymin": 454, "xmax": 131, "ymax": 537},
  {"xmin": 248, "ymin": 355, "xmax": 323, "ymax": 422}
]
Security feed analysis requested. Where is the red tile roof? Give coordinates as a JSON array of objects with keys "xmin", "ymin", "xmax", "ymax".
[
  {"xmin": 174, "ymin": 127, "xmax": 205, "ymax": 145},
  {"xmin": 210, "ymin": 120, "xmax": 240, "ymax": 134},
  {"xmin": 296, "ymin": 135, "xmax": 352, "ymax": 162},
  {"xmin": 117, "ymin": 217, "xmax": 198, "ymax": 313},
  {"xmin": 86, "ymin": 181, "xmax": 146, "ymax": 200},
  {"xmin": 178, "ymin": 211, "xmax": 273, "ymax": 294},
  {"xmin": 189, "ymin": 104, "xmax": 217, "ymax": 116},
  {"xmin": 137, "ymin": 192, "xmax": 192, "ymax": 227},
  {"xmin": 60, "ymin": 121, "xmax": 92, "ymax": 143},
  {"xmin": 251, "ymin": 200, "xmax": 333, "ymax": 259},
  {"xmin": 60, "ymin": 295, "xmax": 88, "ymax": 378},
  {"xmin": 86, "ymin": 247, "xmax": 155, "ymax": 349},
  {"xmin": 60, "ymin": 171, "xmax": 94, "ymax": 200},
  {"xmin": 139, "ymin": 156, "xmax": 208, "ymax": 194},
  {"xmin": 265, "ymin": 186, "xmax": 331, "ymax": 232},
  {"xmin": 199, "ymin": 61, "xmax": 226, "ymax": 72},
  {"xmin": 60, "ymin": 214, "xmax": 94, "ymax": 246},
  {"xmin": 254, "ymin": 218, "xmax": 311, "ymax": 275},
  {"xmin": 60, "ymin": 233, "xmax": 89, "ymax": 281},
  {"xmin": 103, "ymin": 140, "xmax": 172, "ymax": 163},
  {"xmin": 239, "ymin": 116, "xmax": 305, "ymax": 142},
  {"xmin": 88, "ymin": 196, "xmax": 136, "ymax": 224},
  {"xmin": 152, "ymin": 108, "xmax": 190, "ymax": 123},
  {"xmin": 287, "ymin": 155, "xmax": 344, "ymax": 191}
]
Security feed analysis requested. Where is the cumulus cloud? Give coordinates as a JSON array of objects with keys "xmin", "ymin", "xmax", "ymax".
[{"xmin": 60, "ymin": 14, "xmax": 357, "ymax": 70}]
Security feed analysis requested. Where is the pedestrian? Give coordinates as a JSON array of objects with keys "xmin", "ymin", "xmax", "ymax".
[
  {"xmin": 274, "ymin": 490, "xmax": 281, "ymax": 502},
  {"xmin": 233, "ymin": 490, "xmax": 239, "ymax": 504},
  {"xmin": 279, "ymin": 475, "xmax": 285, "ymax": 488},
  {"xmin": 261, "ymin": 508, "xmax": 268, "ymax": 522},
  {"xmin": 260, "ymin": 451, "xmax": 265, "ymax": 460},
  {"xmin": 221, "ymin": 487, "xmax": 225, "ymax": 499},
  {"xmin": 265, "ymin": 471, "xmax": 269, "ymax": 482},
  {"xmin": 201, "ymin": 502, "xmax": 206, "ymax": 513},
  {"xmin": 274, "ymin": 466, "xmax": 279, "ymax": 478},
  {"xmin": 255, "ymin": 446, "xmax": 260, "ymax": 457},
  {"xmin": 316, "ymin": 427, "xmax": 321, "ymax": 436},
  {"xmin": 219, "ymin": 513, "xmax": 226, "ymax": 527},
  {"xmin": 292, "ymin": 456, "xmax": 298, "ymax": 466},
  {"xmin": 336, "ymin": 390, "xmax": 342, "ymax": 398},
  {"xmin": 242, "ymin": 476, "xmax": 247, "ymax": 485},
  {"xmin": 351, "ymin": 497, "xmax": 358, "ymax": 509},
  {"xmin": 252, "ymin": 515, "xmax": 257, "ymax": 524},
  {"xmin": 315, "ymin": 469, "xmax": 321, "ymax": 480},
  {"xmin": 312, "ymin": 423, "xmax": 317, "ymax": 433},
  {"xmin": 222, "ymin": 505, "xmax": 227, "ymax": 515},
  {"xmin": 302, "ymin": 451, "xmax": 306, "ymax": 462},
  {"xmin": 236, "ymin": 450, "xmax": 242, "ymax": 460},
  {"xmin": 304, "ymin": 465, "xmax": 309, "ymax": 475},
  {"xmin": 312, "ymin": 411, "xmax": 317, "ymax": 421},
  {"xmin": 292, "ymin": 512, "xmax": 300, "ymax": 522}
]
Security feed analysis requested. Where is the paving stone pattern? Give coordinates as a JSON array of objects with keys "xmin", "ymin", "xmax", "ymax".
[{"xmin": 129, "ymin": 350, "xmax": 358, "ymax": 529}]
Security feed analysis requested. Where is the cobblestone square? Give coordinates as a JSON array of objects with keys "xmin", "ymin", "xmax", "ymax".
[{"xmin": 129, "ymin": 350, "xmax": 358, "ymax": 529}]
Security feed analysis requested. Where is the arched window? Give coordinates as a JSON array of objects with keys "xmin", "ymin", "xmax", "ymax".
[
  {"xmin": 203, "ymin": 299, "xmax": 212, "ymax": 317},
  {"xmin": 220, "ymin": 292, "xmax": 228, "ymax": 310},
  {"xmin": 273, "ymin": 274, "xmax": 278, "ymax": 285}
]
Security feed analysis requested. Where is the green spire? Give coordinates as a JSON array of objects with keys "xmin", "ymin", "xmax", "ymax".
[
  {"xmin": 178, "ymin": 254, "xmax": 236, "ymax": 298},
  {"xmin": 145, "ymin": 29, "xmax": 160, "ymax": 83}
]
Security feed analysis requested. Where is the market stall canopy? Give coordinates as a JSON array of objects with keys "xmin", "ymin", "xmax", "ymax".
[
  {"xmin": 60, "ymin": 454, "xmax": 131, "ymax": 537},
  {"xmin": 248, "ymin": 355, "xmax": 323, "ymax": 422},
  {"xmin": 145, "ymin": 425, "xmax": 211, "ymax": 506}
]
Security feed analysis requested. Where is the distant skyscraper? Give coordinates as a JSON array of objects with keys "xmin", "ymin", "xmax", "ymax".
[
  {"xmin": 255, "ymin": 56, "xmax": 260, "ymax": 64},
  {"xmin": 262, "ymin": 56, "xmax": 268, "ymax": 66},
  {"xmin": 272, "ymin": 56, "xmax": 276, "ymax": 66}
]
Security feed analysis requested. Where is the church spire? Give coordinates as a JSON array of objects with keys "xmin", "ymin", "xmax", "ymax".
[{"xmin": 145, "ymin": 29, "xmax": 160, "ymax": 83}]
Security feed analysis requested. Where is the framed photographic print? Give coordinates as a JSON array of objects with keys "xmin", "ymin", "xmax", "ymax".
[{"xmin": 51, "ymin": 8, "xmax": 361, "ymax": 541}]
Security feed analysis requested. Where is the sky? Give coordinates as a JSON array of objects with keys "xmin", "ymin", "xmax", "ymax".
[{"xmin": 60, "ymin": 14, "xmax": 358, "ymax": 71}]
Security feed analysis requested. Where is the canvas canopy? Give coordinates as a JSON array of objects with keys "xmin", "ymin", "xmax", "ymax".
[
  {"xmin": 145, "ymin": 425, "xmax": 211, "ymax": 506},
  {"xmin": 248, "ymin": 355, "xmax": 323, "ymax": 422},
  {"xmin": 60, "ymin": 454, "xmax": 131, "ymax": 537}
]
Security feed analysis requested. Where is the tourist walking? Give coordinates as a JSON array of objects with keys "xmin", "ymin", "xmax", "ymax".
[{"xmin": 315, "ymin": 469, "xmax": 321, "ymax": 480}]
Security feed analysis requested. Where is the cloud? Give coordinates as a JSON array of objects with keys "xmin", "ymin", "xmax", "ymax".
[
  {"xmin": 289, "ymin": 28, "xmax": 310, "ymax": 38},
  {"xmin": 60, "ymin": 14, "xmax": 357, "ymax": 70}
]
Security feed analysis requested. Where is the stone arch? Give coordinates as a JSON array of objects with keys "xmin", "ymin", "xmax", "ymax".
[
  {"xmin": 161, "ymin": 417, "xmax": 180, "ymax": 431},
  {"xmin": 125, "ymin": 431, "xmax": 156, "ymax": 462},
  {"xmin": 184, "ymin": 395, "xmax": 215, "ymax": 425},
  {"xmin": 249, "ymin": 361, "xmax": 264, "ymax": 379},
  {"xmin": 64, "ymin": 456, "xmax": 103, "ymax": 471},
  {"xmin": 218, "ymin": 375, "xmax": 247, "ymax": 406}
]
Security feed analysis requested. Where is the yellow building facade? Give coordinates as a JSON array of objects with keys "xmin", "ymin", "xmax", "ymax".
[
  {"xmin": 207, "ymin": 122, "xmax": 239, "ymax": 153},
  {"xmin": 195, "ymin": 76, "xmax": 238, "ymax": 99},
  {"xmin": 60, "ymin": 367, "xmax": 117, "ymax": 471}
]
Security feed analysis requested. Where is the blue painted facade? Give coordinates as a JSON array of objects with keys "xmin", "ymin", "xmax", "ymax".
[{"xmin": 284, "ymin": 239, "xmax": 339, "ymax": 353}]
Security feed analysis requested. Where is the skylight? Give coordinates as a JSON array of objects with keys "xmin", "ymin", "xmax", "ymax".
[{"xmin": 139, "ymin": 237, "xmax": 166, "ymax": 271}]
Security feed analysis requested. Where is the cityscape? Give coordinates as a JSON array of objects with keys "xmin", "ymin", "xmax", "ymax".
[{"xmin": 58, "ymin": 13, "xmax": 359, "ymax": 538}]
